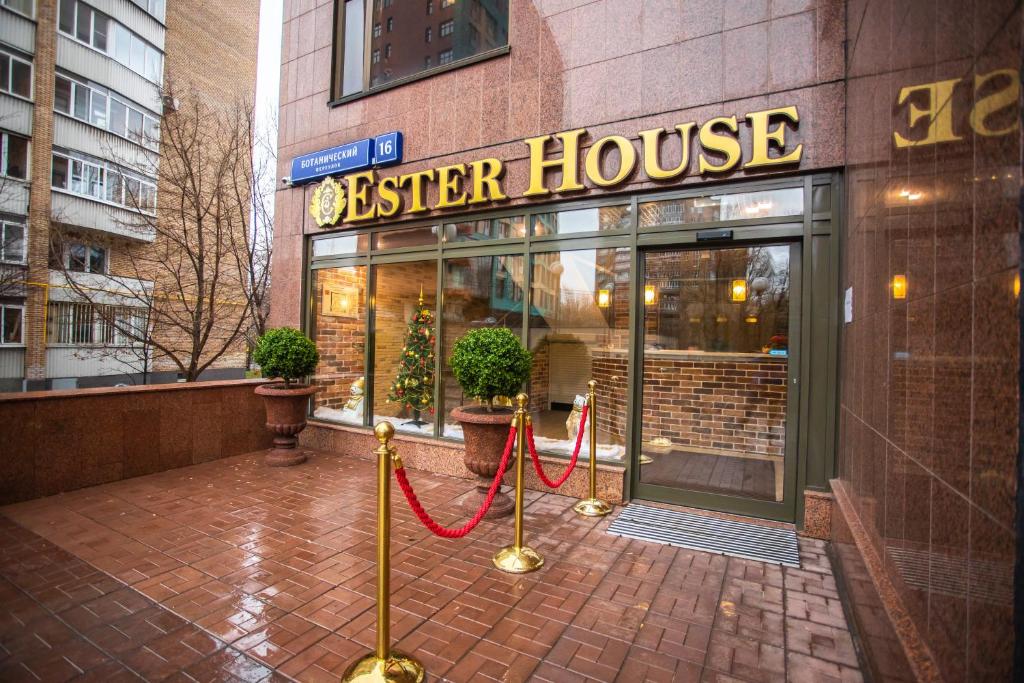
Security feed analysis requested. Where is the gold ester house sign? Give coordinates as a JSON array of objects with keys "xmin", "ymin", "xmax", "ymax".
[{"xmin": 309, "ymin": 106, "xmax": 804, "ymax": 228}]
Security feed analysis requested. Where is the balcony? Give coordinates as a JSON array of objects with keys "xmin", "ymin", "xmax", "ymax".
[
  {"xmin": 53, "ymin": 115, "xmax": 158, "ymax": 176},
  {"xmin": 0, "ymin": 93, "xmax": 32, "ymax": 137},
  {"xmin": 50, "ymin": 191, "xmax": 157, "ymax": 242}
]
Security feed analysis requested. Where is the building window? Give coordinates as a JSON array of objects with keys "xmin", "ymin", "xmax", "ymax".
[
  {"xmin": 384, "ymin": 43, "xmax": 392, "ymax": 58},
  {"xmin": 128, "ymin": 0, "xmax": 165, "ymax": 21},
  {"xmin": 426, "ymin": 0, "xmax": 432, "ymax": 14},
  {"xmin": 1, "ymin": 132, "xmax": 28, "ymax": 179},
  {"xmin": 51, "ymin": 151, "xmax": 157, "ymax": 214},
  {"xmin": 334, "ymin": 0, "xmax": 509, "ymax": 98},
  {"xmin": 0, "ymin": 49, "xmax": 32, "ymax": 99},
  {"xmin": 438, "ymin": 49, "xmax": 453, "ymax": 65},
  {"xmin": 424, "ymin": 55, "xmax": 431, "ymax": 68},
  {"xmin": 55, "ymin": 74, "xmax": 160, "ymax": 148},
  {"xmin": 371, "ymin": 49, "xmax": 380, "ymax": 64},
  {"xmin": 0, "ymin": 0, "xmax": 33, "ymax": 18},
  {"xmin": 0, "ymin": 221, "xmax": 25, "ymax": 264},
  {"xmin": 47, "ymin": 301, "xmax": 146, "ymax": 346},
  {"xmin": 441, "ymin": 0, "xmax": 454, "ymax": 7},
  {"xmin": 63, "ymin": 242, "xmax": 108, "ymax": 274},
  {"xmin": 0, "ymin": 305, "xmax": 22, "ymax": 345},
  {"xmin": 59, "ymin": 0, "xmax": 163, "ymax": 84}
]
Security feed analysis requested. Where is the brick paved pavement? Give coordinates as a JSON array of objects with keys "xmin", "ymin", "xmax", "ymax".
[{"xmin": 0, "ymin": 449, "xmax": 862, "ymax": 682}]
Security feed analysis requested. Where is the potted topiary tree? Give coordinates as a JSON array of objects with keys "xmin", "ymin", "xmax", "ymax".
[
  {"xmin": 449, "ymin": 327, "xmax": 532, "ymax": 518},
  {"xmin": 253, "ymin": 327, "xmax": 320, "ymax": 467}
]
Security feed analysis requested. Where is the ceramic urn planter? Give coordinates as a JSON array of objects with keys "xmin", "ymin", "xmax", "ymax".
[
  {"xmin": 453, "ymin": 404, "xmax": 515, "ymax": 518},
  {"xmin": 255, "ymin": 383, "xmax": 318, "ymax": 466}
]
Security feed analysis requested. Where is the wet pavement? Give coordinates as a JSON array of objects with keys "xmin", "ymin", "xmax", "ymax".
[{"xmin": 0, "ymin": 449, "xmax": 861, "ymax": 682}]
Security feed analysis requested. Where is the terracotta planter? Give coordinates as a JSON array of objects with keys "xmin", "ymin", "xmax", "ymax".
[
  {"xmin": 453, "ymin": 405, "xmax": 515, "ymax": 518},
  {"xmin": 255, "ymin": 383, "xmax": 318, "ymax": 466}
]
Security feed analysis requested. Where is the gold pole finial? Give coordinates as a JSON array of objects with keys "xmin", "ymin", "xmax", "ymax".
[
  {"xmin": 375, "ymin": 420, "xmax": 395, "ymax": 445},
  {"xmin": 418, "ymin": 284, "xmax": 424, "ymax": 307},
  {"xmin": 574, "ymin": 380, "xmax": 612, "ymax": 518},
  {"xmin": 493, "ymin": 392, "xmax": 544, "ymax": 574}
]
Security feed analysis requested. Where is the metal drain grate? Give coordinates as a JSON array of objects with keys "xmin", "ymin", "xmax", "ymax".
[{"xmin": 607, "ymin": 504, "xmax": 801, "ymax": 568}]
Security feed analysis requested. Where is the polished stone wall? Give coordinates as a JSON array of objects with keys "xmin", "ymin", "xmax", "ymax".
[{"xmin": 834, "ymin": 0, "xmax": 1020, "ymax": 680}]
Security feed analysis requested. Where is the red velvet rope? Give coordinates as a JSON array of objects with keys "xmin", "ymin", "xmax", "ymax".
[
  {"xmin": 526, "ymin": 404, "xmax": 588, "ymax": 488},
  {"xmin": 394, "ymin": 424, "xmax": 517, "ymax": 538}
]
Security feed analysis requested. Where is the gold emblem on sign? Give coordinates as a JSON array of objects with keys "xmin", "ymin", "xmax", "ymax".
[{"xmin": 309, "ymin": 176, "xmax": 346, "ymax": 227}]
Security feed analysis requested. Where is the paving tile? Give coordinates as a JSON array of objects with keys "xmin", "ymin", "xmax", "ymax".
[{"xmin": 1, "ymin": 451, "xmax": 863, "ymax": 682}]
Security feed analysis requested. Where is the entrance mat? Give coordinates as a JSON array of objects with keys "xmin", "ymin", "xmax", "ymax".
[{"xmin": 607, "ymin": 503, "xmax": 801, "ymax": 568}]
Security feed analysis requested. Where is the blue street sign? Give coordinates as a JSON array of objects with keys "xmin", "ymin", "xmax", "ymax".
[{"xmin": 290, "ymin": 132, "xmax": 404, "ymax": 185}]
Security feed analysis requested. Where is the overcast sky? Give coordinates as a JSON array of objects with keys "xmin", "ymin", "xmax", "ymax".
[{"xmin": 254, "ymin": 1, "xmax": 283, "ymax": 217}]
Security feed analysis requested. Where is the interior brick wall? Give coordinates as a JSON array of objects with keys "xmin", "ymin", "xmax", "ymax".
[
  {"xmin": 592, "ymin": 349, "xmax": 787, "ymax": 456},
  {"xmin": 312, "ymin": 267, "xmax": 367, "ymax": 411}
]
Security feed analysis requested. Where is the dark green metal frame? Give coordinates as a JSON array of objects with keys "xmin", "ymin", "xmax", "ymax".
[{"xmin": 303, "ymin": 172, "xmax": 841, "ymax": 525}]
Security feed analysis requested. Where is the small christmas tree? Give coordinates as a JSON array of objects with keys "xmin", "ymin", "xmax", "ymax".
[{"xmin": 387, "ymin": 287, "xmax": 435, "ymax": 426}]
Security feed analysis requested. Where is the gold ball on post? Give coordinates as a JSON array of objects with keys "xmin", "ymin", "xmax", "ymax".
[
  {"xmin": 375, "ymin": 421, "xmax": 395, "ymax": 445},
  {"xmin": 515, "ymin": 392, "xmax": 528, "ymax": 409},
  {"xmin": 587, "ymin": 379, "xmax": 596, "ymax": 392}
]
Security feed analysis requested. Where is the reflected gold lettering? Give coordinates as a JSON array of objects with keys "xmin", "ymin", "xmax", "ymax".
[
  {"xmin": 893, "ymin": 78, "xmax": 961, "ymax": 147},
  {"xmin": 970, "ymin": 69, "xmax": 1020, "ymax": 137}
]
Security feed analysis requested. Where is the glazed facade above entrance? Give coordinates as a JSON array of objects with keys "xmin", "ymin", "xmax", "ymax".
[{"xmin": 305, "ymin": 173, "xmax": 839, "ymax": 522}]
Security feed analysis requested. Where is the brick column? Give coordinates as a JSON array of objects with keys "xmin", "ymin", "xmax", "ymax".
[{"xmin": 23, "ymin": 0, "xmax": 57, "ymax": 387}]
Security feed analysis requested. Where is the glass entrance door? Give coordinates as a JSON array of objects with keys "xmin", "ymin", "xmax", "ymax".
[{"xmin": 633, "ymin": 242, "xmax": 799, "ymax": 519}]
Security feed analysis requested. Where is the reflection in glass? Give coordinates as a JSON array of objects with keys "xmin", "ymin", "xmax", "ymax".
[
  {"xmin": 311, "ymin": 266, "xmax": 368, "ymax": 426},
  {"xmin": 312, "ymin": 233, "xmax": 369, "ymax": 257},
  {"xmin": 638, "ymin": 188, "xmax": 803, "ymax": 228},
  {"xmin": 370, "ymin": 261, "xmax": 438, "ymax": 435},
  {"xmin": 441, "ymin": 254, "xmax": 525, "ymax": 438},
  {"xmin": 443, "ymin": 215, "xmax": 525, "ymax": 242},
  {"xmin": 532, "ymin": 205, "xmax": 632, "ymax": 236},
  {"xmin": 374, "ymin": 225, "xmax": 439, "ymax": 250},
  {"xmin": 527, "ymin": 248, "xmax": 630, "ymax": 462},
  {"xmin": 638, "ymin": 245, "xmax": 791, "ymax": 502}
]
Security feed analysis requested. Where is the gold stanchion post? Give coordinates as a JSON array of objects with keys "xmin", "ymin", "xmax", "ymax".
[
  {"xmin": 342, "ymin": 422, "xmax": 425, "ymax": 683},
  {"xmin": 573, "ymin": 380, "xmax": 612, "ymax": 517},
  {"xmin": 493, "ymin": 393, "xmax": 544, "ymax": 573}
]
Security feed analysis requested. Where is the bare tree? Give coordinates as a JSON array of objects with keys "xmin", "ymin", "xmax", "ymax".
[{"xmin": 52, "ymin": 86, "xmax": 267, "ymax": 382}]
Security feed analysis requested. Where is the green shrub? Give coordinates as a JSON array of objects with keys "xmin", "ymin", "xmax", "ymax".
[
  {"xmin": 449, "ymin": 327, "xmax": 532, "ymax": 410},
  {"xmin": 253, "ymin": 327, "xmax": 319, "ymax": 386}
]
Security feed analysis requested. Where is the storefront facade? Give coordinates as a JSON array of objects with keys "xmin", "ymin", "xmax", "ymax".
[{"xmin": 272, "ymin": 2, "xmax": 1020, "ymax": 679}]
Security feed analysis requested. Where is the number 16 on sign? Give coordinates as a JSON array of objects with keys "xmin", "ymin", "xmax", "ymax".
[{"xmin": 374, "ymin": 132, "xmax": 403, "ymax": 166}]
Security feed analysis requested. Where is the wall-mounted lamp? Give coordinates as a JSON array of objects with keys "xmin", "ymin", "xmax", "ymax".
[
  {"xmin": 715, "ymin": 315, "xmax": 727, "ymax": 324},
  {"xmin": 731, "ymin": 279, "xmax": 747, "ymax": 302},
  {"xmin": 597, "ymin": 289, "xmax": 611, "ymax": 308},
  {"xmin": 898, "ymin": 189, "xmax": 922, "ymax": 201},
  {"xmin": 745, "ymin": 315, "xmax": 758, "ymax": 324},
  {"xmin": 1014, "ymin": 274, "xmax": 1020, "ymax": 299},
  {"xmin": 644, "ymin": 284, "xmax": 657, "ymax": 305},
  {"xmin": 892, "ymin": 274, "xmax": 907, "ymax": 300}
]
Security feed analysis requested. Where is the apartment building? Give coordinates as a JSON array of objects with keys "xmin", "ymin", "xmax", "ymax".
[{"xmin": 0, "ymin": 0, "xmax": 258, "ymax": 391}]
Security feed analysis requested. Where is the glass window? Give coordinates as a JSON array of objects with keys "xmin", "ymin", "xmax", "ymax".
[
  {"xmin": 109, "ymin": 98, "xmax": 126, "ymax": 136},
  {"xmin": 58, "ymin": 0, "xmax": 74, "ymax": 33},
  {"xmin": 68, "ymin": 243, "xmax": 87, "ymax": 271},
  {"xmin": 1, "ymin": 0, "xmax": 33, "ymax": 17},
  {"xmin": 371, "ymin": 260, "xmax": 438, "ymax": 435},
  {"xmin": 127, "ymin": 109, "xmax": 144, "ymax": 142},
  {"xmin": 113, "ymin": 24, "xmax": 130, "ymax": 64},
  {"xmin": 312, "ymin": 233, "xmax": 369, "ymax": 257},
  {"xmin": 1, "ymin": 222, "xmax": 25, "ymax": 263},
  {"xmin": 54, "ymin": 75, "xmax": 71, "ymax": 113},
  {"xmin": 0, "ymin": 53, "xmax": 7, "ymax": 92},
  {"xmin": 105, "ymin": 170, "xmax": 122, "ymax": 203},
  {"xmin": 3, "ymin": 134, "xmax": 28, "ymax": 179},
  {"xmin": 338, "ymin": 0, "xmax": 508, "ymax": 94},
  {"xmin": 443, "ymin": 215, "xmax": 525, "ymax": 243},
  {"xmin": 85, "ymin": 163, "xmax": 102, "ymax": 198},
  {"xmin": 90, "ymin": 90, "xmax": 107, "ymax": 127},
  {"xmin": 89, "ymin": 246, "xmax": 107, "ymax": 273},
  {"xmin": 144, "ymin": 115, "xmax": 159, "ymax": 144},
  {"xmin": 51, "ymin": 155, "xmax": 69, "ymax": 188},
  {"xmin": 75, "ymin": 2, "xmax": 92, "ymax": 43},
  {"xmin": 139, "ymin": 182, "xmax": 156, "ymax": 212},
  {"xmin": 440, "ymin": 254, "xmax": 525, "ymax": 438},
  {"xmin": 374, "ymin": 225, "xmax": 438, "ymax": 250},
  {"xmin": 341, "ymin": 0, "xmax": 365, "ymax": 97},
  {"xmin": 124, "ymin": 176, "xmax": 141, "ymax": 206},
  {"xmin": 73, "ymin": 81, "xmax": 88, "ymax": 119},
  {"xmin": 638, "ymin": 188, "xmax": 804, "ymax": 228},
  {"xmin": 311, "ymin": 265, "xmax": 369, "ymax": 426},
  {"xmin": 70, "ymin": 159, "xmax": 83, "ymax": 193},
  {"xmin": 10, "ymin": 57, "xmax": 30, "ymax": 97},
  {"xmin": 532, "ymin": 205, "xmax": 631, "ymax": 236},
  {"xmin": 1, "ymin": 306, "xmax": 22, "ymax": 344},
  {"xmin": 526, "ymin": 248, "xmax": 630, "ymax": 460},
  {"xmin": 145, "ymin": 46, "xmax": 161, "ymax": 82},
  {"xmin": 92, "ymin": 12, "xmax": 108, "ymax": 51},
  {"xmin": 130, "ymin": 35, "xmax": 145, "ymax": 72}
]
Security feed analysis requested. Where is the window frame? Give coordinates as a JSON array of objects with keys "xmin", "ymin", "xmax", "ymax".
[
  {"xmin": 0, "ymin": 0, "xmax": 34, "ymax": 19},
  {"xmin": 0, "ymin": 220, "xmax": 26, "ymax": 264},
  {"xmin": 0, "ymin": 303, "xmax": 24, "ymax": 346},
  {"xmin": 0, "ymin": 48, "xmax": 33, "ymax": 100},
  {"xmin": 329, "ymin": 0, "xmax": 510, "ymax": 106},
  {"xmin": 58, "ymin": 0, "xmax": 164, "ymax": 85},
  {"xmin": 0, "ymin": 131, "xmax": 29, "ymax": 180},
  {"xmin": 51, "ymin": 149, "xmax": 158, "ymax": 215}
]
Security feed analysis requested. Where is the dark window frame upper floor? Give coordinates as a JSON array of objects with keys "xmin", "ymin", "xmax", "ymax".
[{"xmin": 329, "ymin": 0, "xmax": 509, "ymax": 106}]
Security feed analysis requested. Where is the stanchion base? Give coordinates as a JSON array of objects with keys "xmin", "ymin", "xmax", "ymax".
[
  {"xmin": 573, "ymin": 498, "xmax": 612, "ymax": 517},
  {"xmin": 341, "ymin": 651, "xmax": 425, "ymax": 683},
  {"xmin": 492, "ymin": 545, "xmax": 544, "ymax": 573}
]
